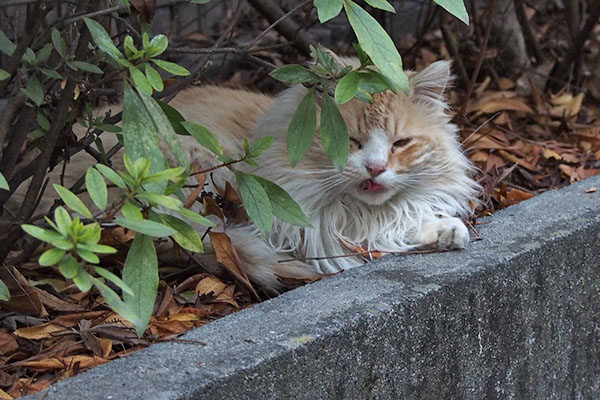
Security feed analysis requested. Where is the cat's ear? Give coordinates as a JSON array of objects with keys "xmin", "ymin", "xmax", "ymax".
[{"xmin": 409, "ymin": 60, "xmax": 453, "ymax": 109}]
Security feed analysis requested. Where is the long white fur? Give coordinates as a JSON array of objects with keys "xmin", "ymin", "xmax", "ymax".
[{"xmin": 215, "ymin": 60, "xmax": 479, "ymax": 290}]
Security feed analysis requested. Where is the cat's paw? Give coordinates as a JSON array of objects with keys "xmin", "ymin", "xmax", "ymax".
[{"xmin": 414, "ymin": 217, "xmax": 470, "ymax": 250}]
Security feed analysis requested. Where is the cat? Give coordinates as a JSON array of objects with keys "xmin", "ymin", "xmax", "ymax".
[{"xmin": 6, "ymin": 60, "xmax": 479, "ymax": 293}]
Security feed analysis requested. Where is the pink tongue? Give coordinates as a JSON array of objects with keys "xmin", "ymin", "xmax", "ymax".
[{"xmin": 364, "ymin": 179, "xmax": 384, "ymax": 192}]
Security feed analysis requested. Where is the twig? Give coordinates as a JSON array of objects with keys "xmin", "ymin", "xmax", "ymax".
[
  {"xmin": 245, "ymin": 0, "xmax": 315, "ymax": 57},
  {"xmin": 513, "ymin": 0, "xmax": 544, "ymax": 63},
  {"xmin": 461, "ymin": 112, "xmax": 501, "ymax": 146},
  {"xmin": 455, "ymin": 0, "xmax": 495, "ymax": 124},
  {"xmin": 0, "ymin": 2, "xmax": 93, "ymax": 261},
  {"xmin": 244, "ymin": 0, "xmax": 311, "ymax": 51},
  {"xmin": 0, "ymin": 0, "xmax": 47, "ymax": 96},
  {"xmin": 549, "ymin": 0, "xmax": 600, "ymax": 91},
  {"xmin": 277, "ymin": 247, "xmax": 446, "ymax": 263},
  {"xmin": 439, "ymin": 11, "xmax": 469, "ymax": 86}
]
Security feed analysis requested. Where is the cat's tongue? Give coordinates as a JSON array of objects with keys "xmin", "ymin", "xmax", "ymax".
[{"xmin": 362, "ymin": 179, "xmax": 384, "ymax": 192}]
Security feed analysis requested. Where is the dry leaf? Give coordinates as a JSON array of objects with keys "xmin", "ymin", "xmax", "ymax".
[
  {"xmin": 14, "ymin": 355, "xmax": 108, "ymax": 372},
  {"xmin": 208, "ymin": 232, "xmax": 259, "ymax": 300},
  {"xmin": 0, "ymin": 332, "xmax": 18, "ymax": 355},
  {"xmin": 13, "ymin": 322, "xmax": 66, "ymax": 340}
]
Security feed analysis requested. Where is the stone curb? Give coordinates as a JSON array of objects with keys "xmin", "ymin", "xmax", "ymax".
[{"xmin": 27, "ymin": 176, "xmax": 600, "ymax": 400}]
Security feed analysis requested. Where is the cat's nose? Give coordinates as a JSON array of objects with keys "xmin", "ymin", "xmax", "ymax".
[{"xmin": 366, "ymin": 164, "xmax": 386, "ymax": 177}]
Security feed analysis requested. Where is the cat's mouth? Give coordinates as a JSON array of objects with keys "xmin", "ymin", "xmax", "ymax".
[{"xmin": 360, "ymin": 179, "xmax": 385, "ymax": 193}]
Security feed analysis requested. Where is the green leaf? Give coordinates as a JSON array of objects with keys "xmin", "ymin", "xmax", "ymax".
[
  {"xmin": 364, "ymin": 0, "xmax": 395, "ymax": 13},
  {"xmin": 320, "ymin": 93, "xmax": 349, "ymax": 171},
  {"xmin": 94, "ymin": 267, "xmax": 134, "ymax": 296},
  {"xmin": 343, "ymin": 0, "xmax": 409, "ymax": 93},
  {"xmin": 0, "ymin": 30, "xmax": 15, "ymax": 56},
  {"xmin": 36, "ymin": 112, "xmax": 50, "ymax": 131},
  {"xmin": 53, "ymin": 206, "xmax": 72, "ymax": 236},
  {"xmin": 137, "ymin": 92, "xmax": 188, "ymax": 167},
  {"xmin": 182, "ymin": 121, "xmax": 223, "ymax": 155},
  {"xmin": 35, "ymin": 43, "xmax": 53, "ymax": 64},
  {"xmin": 143, "ymin": 167, "xmax": 185, "ymax": 184},
  {"xmin": 95, "ymin": 164, "xmax": 127, "ymax": 189},
  {"xmin": 77, "ymin": 248, "xmax": 100, "ymax": 264},
  {"xmin": 83, "ymin": 17, "xmax": 125, "ymax": 62},
  {"xmin": 71, "ymin": 61, "xmax": 104, "ymax": 74},
  {"xmin": 58, "ymin": 254, "xmax": 79, "ymax": 279},
  {"xmin": 189, "ymin": 0, "xmax": 210, "ymax": 3},
  {"xmin": 22, "ymin": 224, "xmax": 64, "ymax": 244},
  {"xmin": 0, "ymin": 279, "xmax": 9, "ymax": 301},
  {"xmin": 353, "ymin": 43, "xmax": 371, "ymax": 65},
  {"xmin": 0, "ymin": 69, "xmax": 10, "ymax": 81},
  {"xmin": 122, "ymin": 202, "xmax": 144, "ymax": 221},
  {"xmin": 357, "ymin": 69, "xmax": 393, "ymax": 94},
  {"xmin": 144, "ymin": 64, "xmax": 164, "ymax": 92},
  {"xmin": 39, "ymin": 248, "xmax": 66, "ymax": 266},
  {"xmin": 122, "ymin": 83, "xmax": 168, "ymax": 192},
  {"xmin": 155, "ymin": 100, "xmax": 188, "ymax": 135},
  {"xmin": 234, "ymin": 170, "xmax": 272, "ymax": 236},
  {"xmin": 73, "ymin": 267, "xmax": 92, "ymax": 292},
  {"xmin": 92, "ymin": 277, "xmax": 143, "ymax": 331},
  {"xmin": 147, "ymin": 34, "xmax": 168, "ymax": 58},
  {"xmin": 40, "ymin": 68, "xmax": 63, "ymax": 80},
  {"xmin": 129, "ymin": 66, "xmax": 153, "ymax": 95},
  {"xmin": 249, "ymin": 136, "xmax": 273, "ymax": 158},
  {"xmin": 287, "ymin": 89, "xmax": 317, "ymax": 167},
  {"xmin": 314, "ymin": 0, "xmax": 343, "ymax": 23},
  {"xmin": 0, "ymin": 172, "xmax": 9, "ymax": 190},
  {"xmin": 21, "ymin": 75, "xmax": 44, "ymax": 106},
  {"xmin": 269, "ymin": 64, "xmax": 320, "ymax": 84},
  {"xmin": 115, "ymin": 217, "xmax": 176, "ymax": 237},
  {"xmin": 123, "ymin": 35, "xmax": 138, "ymax": 57},
  {"xmin": 159, "ymin": 214, "xmax": 203, "ymax": 252},
  {"xmin": 53, "ymin": 184, "xmax": 93, "ymax": 219},
  {"xmin": 22, "ymin": 48, "xmax": 35, "ymax": 64},
  {"xmin": 51, "ymin": 28, "xmax": 67, "ymax": 58},
  {"xmin": 335, "ymin": 70, "xmax": 359, "ymax": 104},
  {"xmin": 434, "ymin": 0, "xmax": 469, "ymax": 24},
  {"xmin": 136, "ymin": 191, "xmax": 182, "ymax": 210},
  {"xmin": 176, "ymin": 206, "xmax": 215, "ymax": 226},
  {"xmin": 252, "ymin": 175, "xmax": 312, "ymax": 227},
  {"xmin": 76, "ymin": 242, "xmax": 117, "ymax": 254},
  {"xmin": 123, "ymin": 234, "xmax": 158, "ymax": 337},
  {"xmin": 85, "ymin": 167, "xmax": 108, "ymax": 211},
  {"xmin": 151, "ymin": 59, "xmax": 190, "ymax": 76}
]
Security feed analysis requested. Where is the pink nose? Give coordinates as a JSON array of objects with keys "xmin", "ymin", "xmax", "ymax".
[{"xmin": 366, "ymin": 164, "xmax": 386, "ymax": 177}]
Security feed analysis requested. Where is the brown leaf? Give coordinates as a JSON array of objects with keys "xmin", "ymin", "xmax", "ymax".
[
  {"xmin": 203, "ymin": 197, "xmax": 224, "ymax": 219},
  {"xmin": 130, "ymin": 0, "xmax": 156, "ymax": 22},
  {"xmin": 195, "ymin": 276, "xmax": 227, "ymax": 297},
  {"xmin": 13, "ymin": 322, "xmax": 66, "ymax": 340},
  {"xmin": 0, "ymin": 266, "xmax": 47, "ymax": 317},
  {"xmin": 0, "ymin": 332, "xmax": 18, "ymax": 356},
  {"xmin": 185, "ymin": 163, "xmax": 206, "ymax": 209},
  {"xmin": 468, "ymin": 91, "xmax": 534, "ymax": 114},
  {"xmin": 208, "ymin": 232, "xmax": 259, "ymax": 300},
  {"xmin": 0, "ymin": 388, "xmax": 12, "ymax": 400},
  {"xmin": 14, "ymin": 355, "xmax": 108, "ymax": 372},
  {"xmin": 33, "ymin": 288, "xmax": 84, "ymax": 313}
]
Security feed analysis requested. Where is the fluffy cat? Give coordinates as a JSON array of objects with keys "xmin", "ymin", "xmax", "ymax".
[{"xmin": 7, "ymin": 60, "xmax": 479, "ymax": 292}]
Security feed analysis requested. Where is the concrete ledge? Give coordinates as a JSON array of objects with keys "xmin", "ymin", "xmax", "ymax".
[{"xmin": 29, "ymin": 176, "xmax": 600, "ymax": 400}]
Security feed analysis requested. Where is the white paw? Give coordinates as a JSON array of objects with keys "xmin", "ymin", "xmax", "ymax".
[{"xmin": 414, "ymin": 217, "xmax": 470, "ymax": 250}]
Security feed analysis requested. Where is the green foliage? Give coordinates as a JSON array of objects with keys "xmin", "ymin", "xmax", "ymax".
[
  {"xmin": 434, "ymin": 0, "xmax": 469, "ymax": 24},
  {"xmin": 0, "ymin": 279, "xmax": 9, "ymax": 301},
  {"xmin": 286, "ymin": 88, "xmax": 317, "ymax": 167},
  {"xmin": 320, "ymin": 91, "xmax": 349, "ymax": 171},
  {"xmin": 0, "ymin": 172, "xmax": 9, "ymax": 191},
  {"xmin": 123, "ymin": 234, "xmax": 159, "ymax": 337}
]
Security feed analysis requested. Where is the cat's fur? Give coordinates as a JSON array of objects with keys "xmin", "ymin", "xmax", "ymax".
[{"xmin": 8, "ymin": 60, "xmax": 479, "ymax": 292}]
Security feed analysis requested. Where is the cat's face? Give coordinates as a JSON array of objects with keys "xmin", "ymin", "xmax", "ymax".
[{"xmin": 323, "ymin": 61, "xmax": 458, "ymax": 206}]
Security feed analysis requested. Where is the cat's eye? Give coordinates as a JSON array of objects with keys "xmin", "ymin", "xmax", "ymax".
[
  {"xmin": 350, "ymin": 138, "xmax": 362, "ymax": 150},
  {"xmin": 392, "ymin": 138, "xmax": 411, "ymax": 152}
]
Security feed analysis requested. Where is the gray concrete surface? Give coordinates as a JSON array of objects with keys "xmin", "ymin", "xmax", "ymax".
[{"xmin": 28, "ymin": 176, "xmax": 600, "ymax": 400}]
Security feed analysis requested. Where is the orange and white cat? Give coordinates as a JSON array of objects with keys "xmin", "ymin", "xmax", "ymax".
[{"xmin": 8, "ymin": 60, "xmax": 479, "ymax": 291}]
